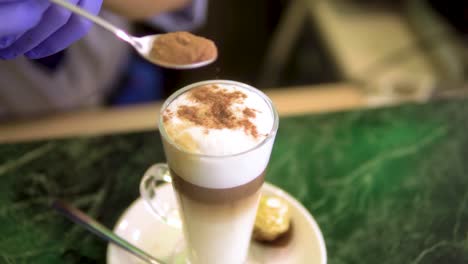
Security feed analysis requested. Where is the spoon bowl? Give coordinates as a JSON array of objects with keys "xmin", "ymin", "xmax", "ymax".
[{"xmin": 132, "ymin": 35, "xmax": 217, "ymax": 70}]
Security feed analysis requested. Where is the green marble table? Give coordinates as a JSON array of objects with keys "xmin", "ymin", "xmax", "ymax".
[{"xmin": 1, "ymin": 99, "xmax": 468, "ymax": 264}]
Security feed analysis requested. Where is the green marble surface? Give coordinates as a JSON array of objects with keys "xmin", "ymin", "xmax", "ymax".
[{"xmin": 1, "ymin": 100, "xmax": 468, "ymax": 264}]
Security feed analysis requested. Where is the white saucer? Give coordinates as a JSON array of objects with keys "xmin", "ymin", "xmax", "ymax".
[{"xmin": 107, "ymin": 183, "xmax": 327, "ymax": 264}]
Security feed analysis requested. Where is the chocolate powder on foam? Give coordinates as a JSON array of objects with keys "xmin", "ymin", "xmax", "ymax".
[
  {"xmin": 150, "ymin": 31, "xmax": 217, "ymax": 65},
  {"xmin": 165, "ymin": 85, "xmax": 261, "ymax": 138}
]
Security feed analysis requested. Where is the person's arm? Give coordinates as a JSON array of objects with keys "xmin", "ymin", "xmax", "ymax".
[{"xmin": 104, "ymin": 0, "xmax": 192, "ymax": 20}]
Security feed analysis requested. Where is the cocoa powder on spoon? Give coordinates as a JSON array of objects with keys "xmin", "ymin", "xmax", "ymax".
[{"xmin": 150, "ymin": 31, "xmax": 218, "ymax": 66}]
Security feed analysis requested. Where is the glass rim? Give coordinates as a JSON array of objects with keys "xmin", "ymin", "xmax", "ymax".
[{"xmin": 158, "ymin": 80, "xmax": 279, "ymax": 159}]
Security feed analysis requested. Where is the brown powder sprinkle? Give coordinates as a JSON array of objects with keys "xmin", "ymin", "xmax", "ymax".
[
  {"xmin": 243, "ymin": 107, "xmax": 256, "ymax": 118},
  {"xmin": 177, "ymin": 105, "xmax": 204, "ymax": 126},
  {"xmin": 162, "ymin": 109, "xmax": 173, "ymax": 123},
  {"xmin": 165, "ymin": 84, "xmax": 261, "ymax": 138}
]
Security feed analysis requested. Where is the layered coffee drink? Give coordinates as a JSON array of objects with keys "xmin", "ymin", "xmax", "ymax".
[{"xmin": 159, "ymin": 80, "xmax": 278, "ymax": 264}]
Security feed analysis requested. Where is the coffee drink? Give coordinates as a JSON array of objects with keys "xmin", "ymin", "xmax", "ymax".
[{"xmin": 159, "ymin": 81, "xmax": 277, "ymax": 264}]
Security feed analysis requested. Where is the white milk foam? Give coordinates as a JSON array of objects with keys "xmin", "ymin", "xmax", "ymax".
[
  {"xmin": 161, "ymin": 81, "xmax": 276, "ymax": 188},
  {"xmin": 164, "ymin": 83, "xmax": 273, "ymax": 156}
]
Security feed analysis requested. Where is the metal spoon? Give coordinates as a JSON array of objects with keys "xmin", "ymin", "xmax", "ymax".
[
  {"xmin": 52, "ymin": 200, "xmax": 166, "ymax": 264},
  {"xmin": 49, "ymin": 0, "xmax": 216, "ymax": 69}
]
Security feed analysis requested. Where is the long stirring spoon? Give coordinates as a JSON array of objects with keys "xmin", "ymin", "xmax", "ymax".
[
  {"xmin": 52, "ymin": 200, "xmax": 165, "ymax": 264},
  {"xmin": 49, "ymin": 0, "xmax": 216, "ymax": 69}
]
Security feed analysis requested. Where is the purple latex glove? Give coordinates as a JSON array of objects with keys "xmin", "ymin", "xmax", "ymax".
[{"xmin": 0, "ymin": 0, "xmax": 103, "ymax": 59}]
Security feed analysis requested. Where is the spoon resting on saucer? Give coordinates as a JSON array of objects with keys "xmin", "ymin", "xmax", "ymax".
[{"xmin": 52, "ymin": 200, "xmax": 166, "ymax": 264}]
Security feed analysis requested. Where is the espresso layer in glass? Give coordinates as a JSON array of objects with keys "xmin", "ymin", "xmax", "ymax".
[
  {"xmin": 171, "ymin": 170, "xmax": 263, "ymax": 264},
  {"xmin": 170, "ymin": 169, "xmax": 265, "ymax": 204}
]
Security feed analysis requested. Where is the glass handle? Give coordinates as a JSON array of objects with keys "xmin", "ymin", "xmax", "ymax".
[{"xmin": 140, "ymin": 163, "xmax": 181, "ymax": 228}]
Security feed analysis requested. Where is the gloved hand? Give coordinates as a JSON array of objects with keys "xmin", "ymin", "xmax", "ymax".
[{"xmin": 0, "ymin": 0, "xmax": 103, "ymax": 59}]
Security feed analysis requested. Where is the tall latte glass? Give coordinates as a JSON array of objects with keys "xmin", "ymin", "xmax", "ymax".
[{"xmin": 140, "ymin": 80, "xmax": 278, "ymax": 264}]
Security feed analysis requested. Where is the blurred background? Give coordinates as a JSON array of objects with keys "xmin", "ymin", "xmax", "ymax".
[
  {"xmin": 0, "ymin": 0, "xmax": 467, "ymax": 122},
  {"xmin": 137, "ymin": 0, "xmax": 467, "ymax": 104}
]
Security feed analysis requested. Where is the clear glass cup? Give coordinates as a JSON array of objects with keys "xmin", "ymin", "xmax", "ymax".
[{"xmin": 140, "ymin": 80, "xmax": 279, "ymax": 264}]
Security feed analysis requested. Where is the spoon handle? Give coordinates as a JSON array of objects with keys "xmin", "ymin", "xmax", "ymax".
[
  {"xmin": 52, "ymin": 200, "xmax": 164, "ymax": 264},
  {"xmin": 49, "ymin": 0, "xmax": 134, "ymax": 43}
]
